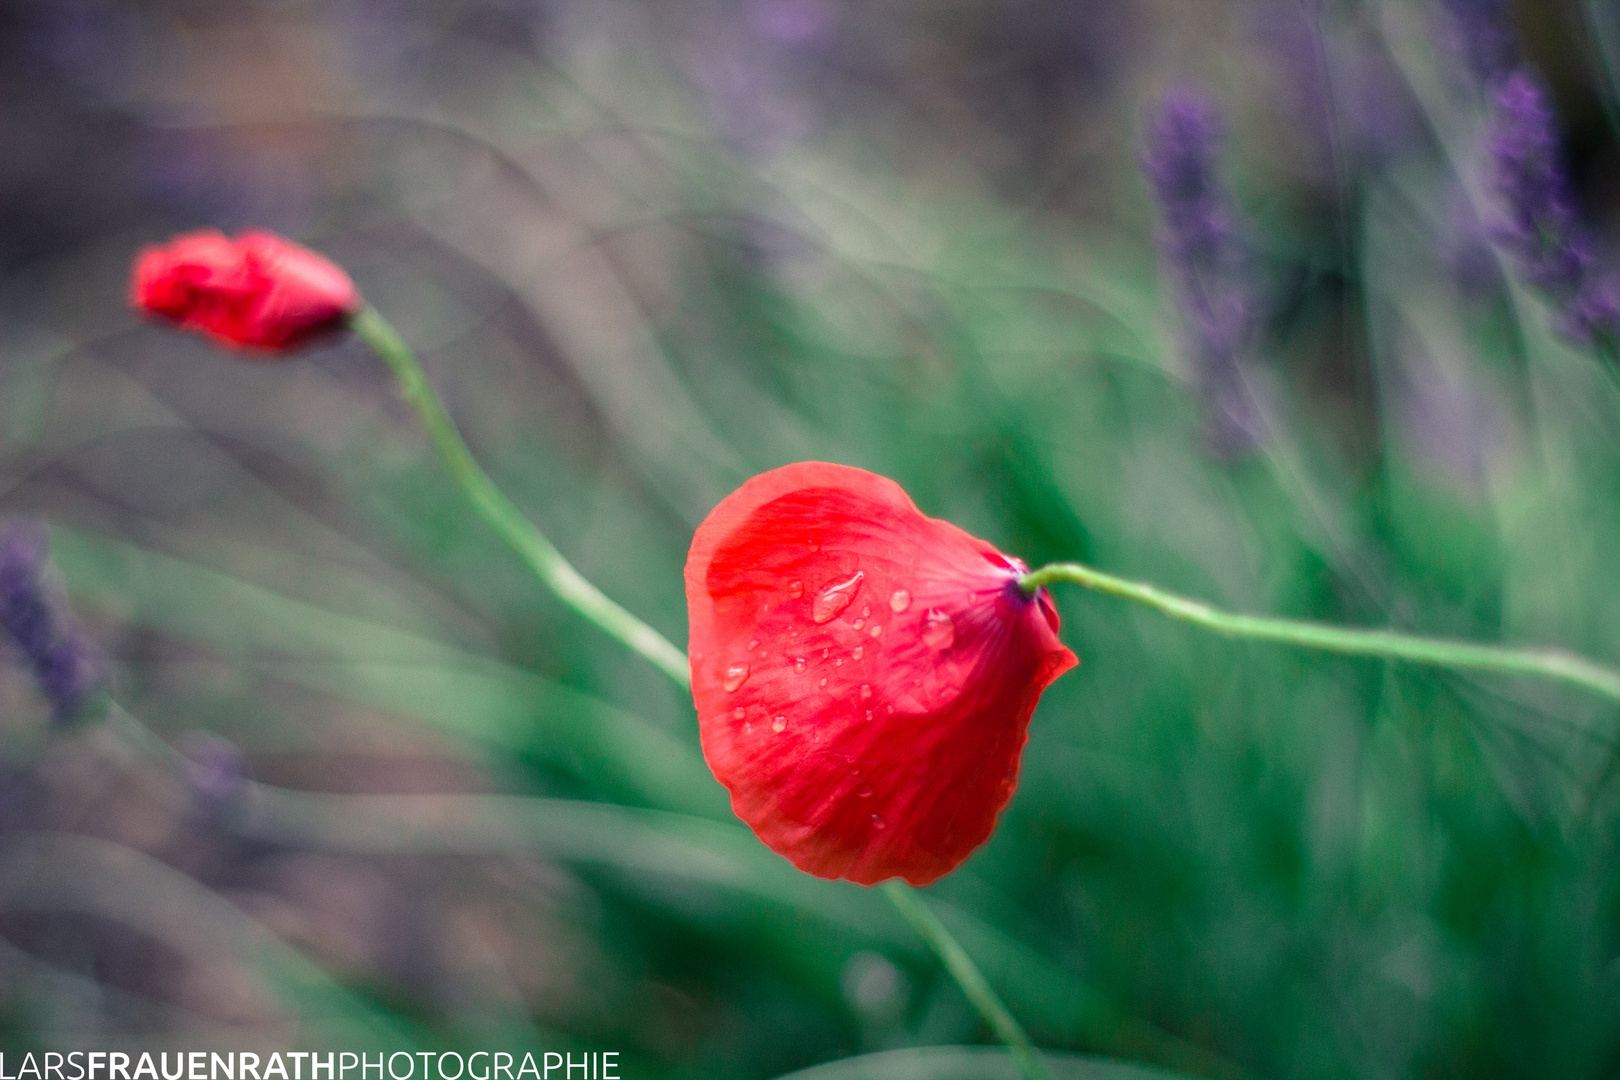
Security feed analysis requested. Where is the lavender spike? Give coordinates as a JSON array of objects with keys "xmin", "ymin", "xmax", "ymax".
[
  {"xmin": 1484, "ymin": 70, "xmax": 1619, "ymax": 349},
  {"xmin": 0, "ymin": 522, "xmax": 106, "ymax": 722},
  {"xmin": 1486, "ymin": 71, "xmax": 1590, "ymax": 297},
  {"xmin": 1143, "ymin": 90, "xmax": 1262, "ymax": 454}
]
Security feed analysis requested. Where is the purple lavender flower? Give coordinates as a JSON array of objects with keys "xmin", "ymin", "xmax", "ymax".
[
  {"xmin": 1143, "ymin": 91, "xmax": 1262, "ymax": 453},
  {"xmin": 0, "ymin": 521, "xmax": 106, "ymax": 722},
  {"xmin": 1486, "ymin": 71, "xmax": 1591, "ymax": 297},
  {"xmin": 1483, "ymin": 70, "xmax": 1620, "ymax": 349}
]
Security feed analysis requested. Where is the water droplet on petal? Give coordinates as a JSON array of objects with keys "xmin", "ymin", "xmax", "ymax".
[
  {"xmin": 886, "ymin": 705, "xmax": 894, "ymax": 715},
  {"xmin": 870, "ymin": 814, "xmax": 886, "ymax": 830},
  {"xmin": 812, "ymin": 570, "xmax": 864, "ymax": 624},
  {"xmin": 819, "ymin": 678, "xmax": 827, "ymax": 687},
  {"xmin": 865, "ymin": 709, "xmax": 873, "ymax": 720},
  {"xmin": 856, "ymin": 783, "xmax": 873, "ymax": 799},
  {"xmin": 869, "ymin": 624, "xmax": 883, "ymax": 638},
  {"xmin": 862, "ymin": 606, "xmax": 871, "ymax": 617},
  {"xmin": 853, "ymin": 646, "xmax": 864, "ymax": 660},
  {"xmin": 733, "ymin": 707, "xmax": 746, "ymax": 720},
  {"xmin": 860, "ymin": 684, "xmax": 871, "ymax": 698},
  {"xmin": 853, "ymin": 619, "xmax": 864, "ymax": 629},
  {"xmin": 922, "ymin": 609, "xmax": 955, "ymax": 650},
  {"xmin": 723, "ymin": 663, "xmax": 750, "ymax": 692},
  {"xmin": 822, "ymin": 649, "xmax": 830, "ymax": 658},
  {"xmin": 748, "ymin": 639, "xmax": 759, "ymax": 650},
  {"xmin": 794, "ymin": 658, "xmax": 806, "ymax": 674},
  {"xmin": 744, "ymin": 722, "xmax": 752, "ymax": 733},
  {"xmin": 834, "ymin": 658, "xmax": 843, "ymax": 667},
  {"xmin": 889, "ymin": 589, "xmax": 911, "ymax": 613},
  {"xmin": 789, "ymin": 581, "xmax": 804, "ymax": 598},
  {"xmin": 772, "ymin": 716, "xmax": 787, "ymax": 733},
  {"xmin": 810, "ymin": 541, "xmax": 820, "ymax": 552}
]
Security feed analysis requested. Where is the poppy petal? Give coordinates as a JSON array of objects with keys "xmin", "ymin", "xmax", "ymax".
[
  {"xmin": 132, "ymin": 229, "xmax": 361, "ymax": 353},
  {"xmin": 686, "ymin": 461, "xmax": 1077, "ymax": 885}
]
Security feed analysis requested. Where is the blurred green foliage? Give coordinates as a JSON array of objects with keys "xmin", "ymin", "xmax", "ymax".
[{"xmin": 2, "ymin": 0, "xmax": 1620, "ymax": 1078}]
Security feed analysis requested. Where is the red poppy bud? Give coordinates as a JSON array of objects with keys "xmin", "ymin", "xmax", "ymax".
[
  {"xmin": 686, "ymin": 462, "xmax": 1078, "ymax": 886},
  {"xmin": 131, "ymin": 229, "xmax": 362, "ymax": 353}
]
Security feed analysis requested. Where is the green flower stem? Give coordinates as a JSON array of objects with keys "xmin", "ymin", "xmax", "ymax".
[
  {"xmin": 351, "ymin": 306, "xmax": 1047, "ymax": 1077},
  {"xmin": 351, "ymin": 306, "xmax": 691, "ymax": 689},
  {"xmin": 880, "ymin": 881, "xmax": 1053, "ymax": 1080},
  {"xmin": 1021, "ymin": 562, "xmax": 1620, "ymax": 702}
]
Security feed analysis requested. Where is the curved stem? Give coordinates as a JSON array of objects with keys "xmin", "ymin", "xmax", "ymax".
[
  {"xmin": 1021, "ymin": 562, "xmax": 1620, "ymax": 702},
  {"xmin": 879, "ymin": 881, "xmax": 1052, "ymax": 1080},
  {"xmin": 351, "ymin": 305, "xmax": 1053, "ymax": 1075},
  {"xmin": 351, "ymin": 306, "xmax": 691, "ymax": 689}
]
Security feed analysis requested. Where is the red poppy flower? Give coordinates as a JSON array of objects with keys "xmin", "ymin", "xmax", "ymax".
[
  {"xmin": 685, "ymin": 462, "xmax": 1078, "ymax": 886},
  {"xmin": 131, "ymin": 229, "xmax": 362, "ymax": 353}
]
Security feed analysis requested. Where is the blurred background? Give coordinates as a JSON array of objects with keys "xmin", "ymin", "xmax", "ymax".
[{"xmin": 2, "ymin": 0, "xmax": 1620, "ymax": 1075}]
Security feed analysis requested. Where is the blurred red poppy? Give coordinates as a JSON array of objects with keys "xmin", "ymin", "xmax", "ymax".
[
  {"xmin": 686, "ymin": 462, "xmax": 1078, "ymax": 885},
  {"xmin": 131, "ymin": 229, "xmax": 361, "ymax": 353}
]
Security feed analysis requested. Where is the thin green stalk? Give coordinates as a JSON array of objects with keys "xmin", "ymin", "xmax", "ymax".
[
  {"xmin": 351, "ymin": 306, "xmax": 691, "ymax": 688},
  {"xmin": 880, "ymin": 881, "xmax": 1053, "ymax": 1080},
  {"xmin": 351, "ymin": 306, "xmax": 1051, "ymax": 1076},
  {"xmin": 1021, "ymin": 562, "xmax": 1620, "ymax": 702}
]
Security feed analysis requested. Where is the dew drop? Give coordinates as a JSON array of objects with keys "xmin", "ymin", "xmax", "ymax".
[
  {"xmin": 922, "ymin": 609, "xmax": 955, "ymax": 650},
  {"xmin": 860, "ymin": 683, "xmax": 871, "ymax": 698},
  {"xmin": 811, "ymin": 570, "xmax": 864, "ymax": 624},
  {"xmin": 723, "ymin": 663, "xmax": 750, "ymax": 692},
  {"xmin": 794, "ymin": 658, "xmax": 806, "ymax": 674},
  {"xmin": 853, "ymin": 619, "xmax": 864, "ymax": 629},
  {"xmin": 862, "ymin": 606, "xmax": 871, "ymax": 617},
  {"xmin": 772, "ymin": 716, "xmax": 787, "ymax": 733},
  {"xmin": 870, "ymin": 814, "xmax": 886, "ymax": 830},
  {"xmin": 748, "ymin": 639, "xmax": 759, "ymax": 650},
  {"xmin": 732, "ymin": 707, "xmax": 746, "ymax": 720},
  {"xmin": 788, "ymin": 580, "xmax": 804, "ymax": 598},
  {"xmin": 889, "ymin": 589, "xmax": 911, "ymax": 613},
  {"xmin": 819, "ymin": 678, "xmax": 827, "ymax": 687},
  {"xmin": 822, "ymin": 649, "xmax": 830, "ymax": 658},
  {"xmin": 744, "ymin": 722, "xmax": 753, "ymax": 733},
  {"xmin": 869, "ymin": 624, "xmax": 883, "ymax": 638},
  {"xmin": 853, "ymin": 646, "xmax": 864, "ymax": 660},
  {"xmin": 834, "ymin": 658, "xmax": 843, "ymax": 667},
  {"xmin": 810, "ymin": 541, "xmax": 820, "ymax": 551},
  {"xmin": 865, "ymin": 710, "xmax": 874, "ymax": 720},
  {"xmin": 856, "ymin": 783, "xmax": 873, "ymax": 799},
  {"xmin": 886, "ymin": 705, "xmax": 894, "ymax": 715}
]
